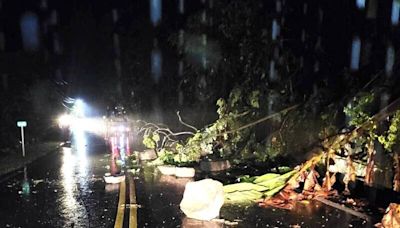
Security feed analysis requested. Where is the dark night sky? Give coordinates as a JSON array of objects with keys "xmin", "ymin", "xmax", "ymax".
[
  {"xmin": 1, "ymin": 0, "xmax": 400, "ymax": 111},
  {"xmin": 0, "ymin": 0, "xmax": 400, "ymax": 147}
]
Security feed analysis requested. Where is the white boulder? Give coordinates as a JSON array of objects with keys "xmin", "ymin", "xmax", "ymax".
[{"xmin": 180, "ymin": 179, "xmax": 224, "ymax": 221}]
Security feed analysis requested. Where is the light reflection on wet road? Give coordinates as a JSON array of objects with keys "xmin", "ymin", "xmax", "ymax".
[
  {"xmin": 0, "ymin": 133, "xmax": 374, "ymax": 228},
  {"xmin": 0, "ymin": 133, "xmax": 118, "ymax": 228},
  {"xmin": 59, "ymin": 147, "xmax": 89, "ymax": 227}
]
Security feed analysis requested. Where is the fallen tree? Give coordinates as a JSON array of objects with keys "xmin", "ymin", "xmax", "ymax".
[{"xmin": 254, "ymin": 96, "xmax": 400, "ymax": 209}]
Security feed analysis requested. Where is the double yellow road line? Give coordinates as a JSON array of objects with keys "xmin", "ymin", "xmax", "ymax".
[
  {"xmin": 114, "ymin": 174, "xmax": 137, "ymax": 228},
  {"xmin": 128, "ymin": 174, "xmax": 138, "ymax": 228}
]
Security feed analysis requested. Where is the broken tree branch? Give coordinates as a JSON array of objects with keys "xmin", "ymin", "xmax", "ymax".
[
  {"xmin": 217, "ymin": 104, "xmax": 301, "ymax": 137},
  {"xmin": 176, "ymin": 111, "xmax": 198, "ymax": 132}
]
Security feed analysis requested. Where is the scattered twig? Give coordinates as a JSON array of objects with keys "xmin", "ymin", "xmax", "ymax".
[{"xmin": 176, "ymin": 111, "xmax": 198, "ymax": 132}]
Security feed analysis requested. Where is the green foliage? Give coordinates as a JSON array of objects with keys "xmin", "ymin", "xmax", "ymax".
[
  {"xmin": 145, "ymin": 0, "xmax": 398, "ymax": 168},
  {"xmin": 157, "ymin": 0, "xmax": 303, "ymax": 165},
  {"xmin": 157, "ymin": 148, "xmax": 176, "ymax": 165},
  {"xmin": 256, "ymin": 137, "xmax": 284, "ymax": 163},
  {"xmin": 177, "ymin": 85, "xmax": 287, "ymax": 164},
  {"xmin": 237, "ymin": 175, "xmax": 258, "ymax": 183},
  {"xmin": 344, "ymin": 93, "xmax": 375, "ymax": 127},
  {"xmin": 142, "ymin": 133, "xmax": 158, "ymax": 149},
  {"xmin": 155, "ymin": 144, "xmax": 200, "ymax": 166},
  {"xmin": 229, "ymin": 87, "xmax": 242, "ymax": 108},
  {"xmin": 378, "ymin": 110, "xmax": 400, "ymax": 152},
  {"xmin": 140, "ymin": 82, "xmax": 283, "ymax": 165},
  {"xmin": 318, "ymin": 105, "xmax": 340, "ymax": 139},
  {"xmin": 342, "ymin": 92, "xmax": 400, "ymax": 155},
  {"xmin": 248, "ymin": 90, "xmax": 260, "ymax": 109},
  {"xmin": 216, "ymin": 98, "xmax": 227, "ymax": 117},
  {"xmin": 224, "ymin": 170, "xmax": 297, "ymax": 202}
]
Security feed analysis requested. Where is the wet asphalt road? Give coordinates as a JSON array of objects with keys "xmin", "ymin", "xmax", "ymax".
[
  {"xmin": 135, "ymin": 166, "xmax": 374, "ymax": 228},
  {"xmin": 0, "ymin": 135, "xmax": 118, "ymax": 228},
  {"xmin": 0, "ymin": 133, "xmax": 374, "ymax": 228}
]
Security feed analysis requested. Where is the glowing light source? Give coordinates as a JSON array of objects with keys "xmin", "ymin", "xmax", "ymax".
[
  {"xmin": 58, "ymin": 99, "xmax": 107, "ymax": 139},
  {"xmin": 73, "ymin": 99, "xmax": 85, "ymax": 117},
  {"xmin": 58, "ymin": 114, "xmax": 73, "ymax": 128},
  {"xmin": 58, "ymin": 114, "xmax": 106, "ymax": 136}
]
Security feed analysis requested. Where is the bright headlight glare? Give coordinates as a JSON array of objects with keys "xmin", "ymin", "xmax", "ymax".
[{"xmin": 58, "ymin": 114, "xmax": 73, "ymax": 128}]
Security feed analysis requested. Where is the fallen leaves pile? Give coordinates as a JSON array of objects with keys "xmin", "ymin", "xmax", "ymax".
[
  {"xmin": 375, "ymin": 203, "xmax": 400, "ymax": 228},
  {"xmin": 223, "ymin": 169, "xmax": 297, "ymax": 204},
  {"xmin": 257, "ymin": 164, "xmax": 338, "ymax": 210},
  {"xmin": 224, "ymin": 153, "xmax": 339, "ymax": 210},
  {"xmin": 224, "ymin": 155, "xmax": 399, "ymax": 228}
]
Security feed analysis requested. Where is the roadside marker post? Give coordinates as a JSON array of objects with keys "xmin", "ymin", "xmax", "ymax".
[{"xmin": 17, "ymin": 121, "xmax": 27, "ymax": 157}]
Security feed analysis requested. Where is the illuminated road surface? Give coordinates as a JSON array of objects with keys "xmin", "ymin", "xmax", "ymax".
[
  {"xmin": 0, "ymin": 133, "xmax": 374, "ymax": 227},
  {"xmin": 0, "ymin": 134, "xmax": 118, "ymax": 228}
]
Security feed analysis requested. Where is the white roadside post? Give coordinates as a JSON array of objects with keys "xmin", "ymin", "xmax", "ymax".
[{"xmin": 17, "ymin": 121, "xmax": 27, "ymax": 157}]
